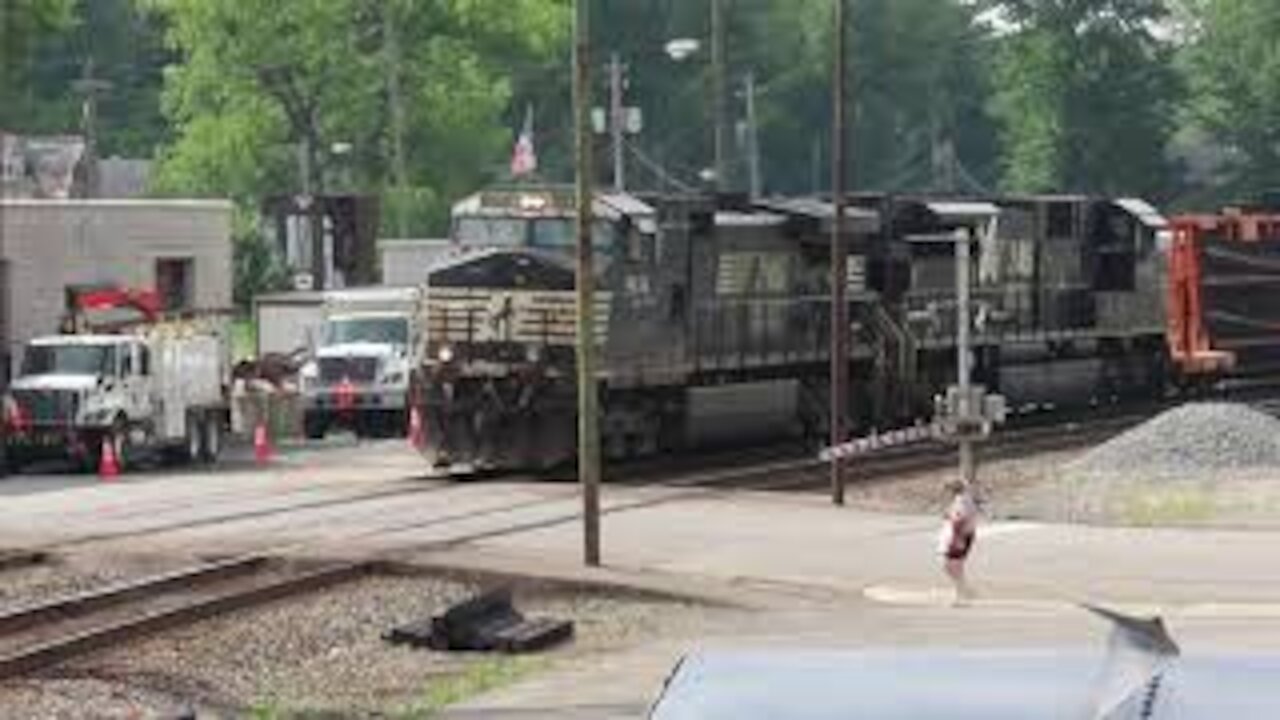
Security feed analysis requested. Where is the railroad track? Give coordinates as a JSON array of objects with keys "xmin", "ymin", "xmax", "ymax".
[
  {"xmin": 1, "ymin": 388, "xmax": 1275, "ymax": 680},
  {"xmin": 0, "ymin": 555, "xmax": 370, "ymax": 681}
]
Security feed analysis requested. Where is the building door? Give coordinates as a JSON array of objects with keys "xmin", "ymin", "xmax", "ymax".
[{"xmin": 155, "ymin": 258, "xmax": 194, "ymax": 312}]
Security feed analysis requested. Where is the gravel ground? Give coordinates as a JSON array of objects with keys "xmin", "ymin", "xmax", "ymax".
[
  {"xmin": 0, "ymin": 573, "xmax": 730, "ymax": 718},
  {"xmin": 836, "ymin": 404, "xmax": 1280, "ymax": 529},
  {"xmin": 839, "ymin": 449, "xmax": 1078, "ymax": 519},
  {"xmin": 999, "ymin": 403, "xmax": 1280, "ymax": 527},
  {"xmin": 0, "ymin": 554, "xmax": 192, "ymax": 613},
  {"xmin": 1070, "ymin": 402, "xmax": 1280, "ymax": 476}
]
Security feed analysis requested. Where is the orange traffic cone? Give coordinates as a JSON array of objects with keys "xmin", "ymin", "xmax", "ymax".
[
  {"xmin": 254, "ymin": 421, "xmax": 273, "ymax": 464},
  {"xmin": 408, "ymin": 406, "xmax": 426, "ymax": 450},
  {"xmin": 98, "ymin": 435, "xmax": 120, "ymax": 479}
]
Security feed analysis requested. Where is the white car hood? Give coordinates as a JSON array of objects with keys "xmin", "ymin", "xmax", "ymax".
[{"xmin": 11, "ymin": 374, "xmax": 99, "ymax": 392}]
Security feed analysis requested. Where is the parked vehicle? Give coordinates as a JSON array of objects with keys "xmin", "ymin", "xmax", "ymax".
[
  {"xmin": 298, "ymin": 287, "xmax": 421, "ymax": 439},
  {"xmin": 3, "ymin": 285, "xmax": 229, "ymax": 472}
]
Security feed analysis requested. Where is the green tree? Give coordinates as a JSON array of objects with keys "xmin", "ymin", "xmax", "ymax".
[
  {"xmin": 587, "ymin": 0, "xmax": 997, "ymax": 195},
  {"xmin": 0, "ymin": 0, "xmax": 76, "ymax": 128},
  {"xmin": 1184, "ymin": 0, "xmax": 1280, "ymax": 196},
  {"xmin": 988, "ymin": 0, "xmax": 1181, "ymax": 197},
  {"xmin": 14, "ymin": 0, "xmax": 171, "ymax": 156},
  {"xmin": 147, "ymin": 0, "xmax": 567, "ymax": 233}
]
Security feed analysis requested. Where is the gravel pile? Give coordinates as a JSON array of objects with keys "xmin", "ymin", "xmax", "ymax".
[
  {"xmin": 1070, "ymin": 402, "xmax": 1280, "ymax": 477},
  {"xmin": 995, "ymin": 403, "xmax": 1280, "ymax": 527},
  {"xmin": 0, "ymin": 574, "xmax": 722, "ymax": 718}
]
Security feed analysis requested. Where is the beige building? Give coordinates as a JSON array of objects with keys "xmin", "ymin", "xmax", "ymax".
[{"xmin": 0, "ymin": 199, "xmax": 233, "ymax": 366}]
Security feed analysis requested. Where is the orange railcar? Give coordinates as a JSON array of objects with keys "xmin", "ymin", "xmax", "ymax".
[{"xmin": 1168, "ymin": 210, "xmax": 1280, "ymax": 379}]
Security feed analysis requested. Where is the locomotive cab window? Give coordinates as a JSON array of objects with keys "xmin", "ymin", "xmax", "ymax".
[
  {"xmin": 1091, "ymin": 210, "xmax": 1137, "ymax": 292},
  {"xmin": 454, "ymin": 217, "xmax": 527, "ymax": 246},
  {"xmin": 530, "ymin": 219, "xmax": 618, "ymax": 251}
]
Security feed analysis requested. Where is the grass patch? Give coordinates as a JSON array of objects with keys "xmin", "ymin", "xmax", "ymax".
[
  {"xmin": 231, "ymin": 317, "xmax": 258, "ymax": 362},
  {"xmin": 1118, "ymin": 487, "xmax": 1217, "ymax": 526},
  {"xmin": 397, "ymin": 657, "xmax": 546, "ymax": 719}
]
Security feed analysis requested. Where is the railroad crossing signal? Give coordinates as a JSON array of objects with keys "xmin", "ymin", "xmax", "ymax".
[{"xmin": 819, "ymin": 386, "xmax": 1007, "ymax": 462}]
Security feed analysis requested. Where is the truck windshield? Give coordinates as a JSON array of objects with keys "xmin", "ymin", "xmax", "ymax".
[
  {"xmin": 22, "ymin": 344, "xmax": 114, "ymax": 376},
  {"xmin": 324, "ymin": 318, "xmax": 408, "ymax": 346}
]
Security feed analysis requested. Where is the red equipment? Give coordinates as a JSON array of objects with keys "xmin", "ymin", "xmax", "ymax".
[
  {"xmin": 98, "ymin": 435, "xmax": 121, "ymax": 479},
  {"xmin": 61, "ymin": 284, "xmax": 162, "ymax": 334},
  {"xmin": 254, "ymin": 421, "xmax": 273, "ymax": 464},
  {"xmin": 1167, "ymin": 209, "xmax": 1280, "ymax": 378}
]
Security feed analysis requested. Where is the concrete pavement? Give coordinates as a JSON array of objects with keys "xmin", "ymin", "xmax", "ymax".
[{"xmin": 4, "ymin": 441, "xmax": 1280, "ymax": 717}]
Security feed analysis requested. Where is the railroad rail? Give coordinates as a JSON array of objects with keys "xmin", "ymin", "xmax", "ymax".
[{"xmin": 0, "ymin": 555, "xmax": 370, "ymax": 680}]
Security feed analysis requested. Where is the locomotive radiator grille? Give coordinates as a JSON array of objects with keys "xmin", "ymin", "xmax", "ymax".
[{"xmin": 427, "ymin": 290, "xmax": 611, "ymax": 347}]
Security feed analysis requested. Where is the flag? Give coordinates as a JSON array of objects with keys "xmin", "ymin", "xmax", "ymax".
[{"xmin": 510, "ymin": 105, "xmax": 537, "ymax": 177}]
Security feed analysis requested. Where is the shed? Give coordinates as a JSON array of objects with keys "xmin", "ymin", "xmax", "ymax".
[{"xmin": 378, "ymin": 239, "xmax": 453, "ymax": 287}]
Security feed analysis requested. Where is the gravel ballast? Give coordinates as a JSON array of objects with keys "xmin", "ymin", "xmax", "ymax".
[
  {"xmin": 1001, "ymin": 403, "xmax": 1280, "ymax": 526},
  {"xmin": 0, "ymin": 572, "xmax": 726, "ymax": 717},
  {"xmin": 1070, "ymin": 402, "xmax": 1280, "ymax": 476}
]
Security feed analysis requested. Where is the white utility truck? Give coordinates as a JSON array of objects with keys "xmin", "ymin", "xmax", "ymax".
[
  {"xmin": 298, "ymin": 287, "xmax": 420, "ymax": 439},
  {"xmin": 3, "ymin": 286, "xmax": 229, "ymax": 472}
]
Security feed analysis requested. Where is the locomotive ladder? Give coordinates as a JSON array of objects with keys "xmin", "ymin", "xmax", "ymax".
[{"xmin": 867, "ymin": 302, "xmax": 919, "ymax": 421}]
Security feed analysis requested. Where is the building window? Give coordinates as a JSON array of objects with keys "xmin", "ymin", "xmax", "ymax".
[{"xmin": 156, "ymin": 258, "xmax": 194, "ymax": 311}]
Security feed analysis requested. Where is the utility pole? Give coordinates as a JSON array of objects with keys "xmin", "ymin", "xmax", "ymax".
[
  {"xmin": 956, "ymin": 228, "xmax": 976, "ymax": 489},
  {"xmin": 609, "ymin": 54, "xmax": 626, "ymax": 192},
  {"xmin": 72, "ymin": 58, "xmax": 111, "ymax": 199},
  {"xmin": 384, "ymin": 2, "xmax": 410, "ymax": 239},
  {"xmin": 573, "ymin": 0, "xmax": 602, "ymax": 567},
  {"xmin": 829, "ymin": 0, "xmax": 849, "ymax": 506},
  {"xmin": 744, "ymin": 72, "xmax": 761, "ymax": 198},
  {"xmin": 711, "ymin": 0, "xmax": 727, "ymax": 191}
]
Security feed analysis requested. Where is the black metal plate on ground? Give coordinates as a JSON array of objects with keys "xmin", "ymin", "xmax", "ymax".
[{"xmin": 384, "ymin": 587, "xmax": 574, "ymax": 654}]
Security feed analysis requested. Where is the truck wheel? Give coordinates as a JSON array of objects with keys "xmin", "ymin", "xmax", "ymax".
[
  {"xmin": 303, "ymin": 413, "xmax": 327, "ymax": 441},
  {"xmin": 184, "ymin": 414, "xmax": 205, "ymax": 464},
  {"xmin": 200, "ymin": 413, "xmax": 222, "ymax": 464}
]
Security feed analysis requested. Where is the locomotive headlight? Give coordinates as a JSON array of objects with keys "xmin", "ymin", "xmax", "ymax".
[{"xmin": 437, "ymin": 346, "xmax": 455, "ymax": 363}]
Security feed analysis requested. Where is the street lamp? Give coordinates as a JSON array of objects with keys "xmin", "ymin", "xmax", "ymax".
[{"xmin": 665, "ymin": 38, "xmax": 701, "ymax": 62}]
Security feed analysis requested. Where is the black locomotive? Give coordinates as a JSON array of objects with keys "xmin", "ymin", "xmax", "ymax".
[{"xmin": 411, "ymin": 186, "xmax": 1170, "ymax": 473}]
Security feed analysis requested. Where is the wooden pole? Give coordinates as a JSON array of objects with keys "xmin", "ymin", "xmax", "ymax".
[
  {"xmin": 573, "ymin": 0, "xmax": 602, "ymax": 566},
  {"xmin": 711, "ymin": 0, "xmax": 727, "ymax": 190},
  {"xmin": 830, "ymin": 0, "xmax": 849, "ymax": 506}
]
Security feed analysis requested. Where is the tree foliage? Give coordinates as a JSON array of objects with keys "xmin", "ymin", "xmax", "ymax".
[
  {"xmin": 0, "ymin": 0, "xmax": 77, "ymax": 128},
  {"xmin": 585, "ymin": 0, "xmax": 997, "ymax": 195},
  {"xmin": 988, "ymin": 0, "xmax": 1182, "ymax": 197},
  {"xmin": 147, "ymin": 0, "xmax": 567, "ymax": 233},
  {"xmin": 1184, "ymin": 0, "xmax": 1280, "ymax": 196}
]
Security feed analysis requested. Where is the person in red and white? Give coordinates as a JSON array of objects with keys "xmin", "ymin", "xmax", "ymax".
[{"xmin": 938, "ymin": 480, "xmax": 979, "ymax": 604}]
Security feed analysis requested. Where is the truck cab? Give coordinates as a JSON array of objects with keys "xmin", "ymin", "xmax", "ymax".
[{"xmin": 298, "ymin": 288, "xmax": 419, "ymax": 439}]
